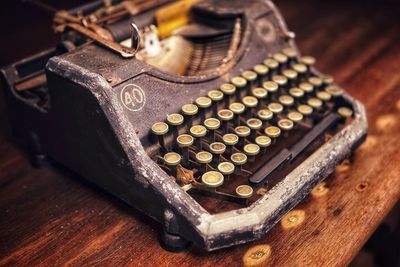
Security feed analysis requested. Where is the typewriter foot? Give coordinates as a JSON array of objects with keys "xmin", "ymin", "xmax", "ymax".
[
  {"xmin": 28, "ymin": 131, "xmax": 49, "ymax": 168},
  {"xmin": 159, "ymin": 231, "xmax": 191, "ymax": 252},
  {"xmin": 159, "ymin": 209, "xmax": 190, "ymax": 252},
  {"xmin": 31, "ymin": 154, "xmax": 49, "ymax": 168}
]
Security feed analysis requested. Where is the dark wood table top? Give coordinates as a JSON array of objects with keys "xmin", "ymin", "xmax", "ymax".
[{"xmin": 1, "ymin": 0, "xmax": 399, "ymax": 266}]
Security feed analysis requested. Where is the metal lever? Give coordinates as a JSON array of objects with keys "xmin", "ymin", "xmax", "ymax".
[
  {"xmin": 58, "ymin": 22, "xmax": 140, "ymax": 58},
  {"xmin": 130, "ymin": 23, "xmax": 141, "ymax": 55}
]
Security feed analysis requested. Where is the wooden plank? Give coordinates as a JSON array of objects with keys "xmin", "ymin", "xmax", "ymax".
[{"xmin": 0, "ymin": 0, "xmax": 399, "ymax": 266}]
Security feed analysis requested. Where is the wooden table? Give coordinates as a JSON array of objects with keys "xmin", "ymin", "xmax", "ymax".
[{"xmin": 1, "ymin": 0, "xmax": 399, "ymax": 266}]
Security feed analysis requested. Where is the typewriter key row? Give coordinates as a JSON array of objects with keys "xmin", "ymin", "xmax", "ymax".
[{"xmin": 150, "ymin": 46, "xmax": 353, "ymax": 203}]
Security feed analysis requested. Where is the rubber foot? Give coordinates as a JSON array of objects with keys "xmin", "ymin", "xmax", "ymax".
[
  {"xmin": 31, "ymin": 154, "xmax": 49, "ymax": 168},
  {"xmin": 159, "ymin": 231, "xmax": 191, "ymax": 252}
]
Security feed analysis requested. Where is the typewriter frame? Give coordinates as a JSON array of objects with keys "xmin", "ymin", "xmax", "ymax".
[{"xmin": 1, "ymin": 0, "xmax": 367, "ymax": 251}]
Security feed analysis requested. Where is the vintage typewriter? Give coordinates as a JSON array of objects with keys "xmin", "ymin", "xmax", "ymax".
[{"xmin": 1, "ymin": 0, "xmax": 367, "ymax": 251}]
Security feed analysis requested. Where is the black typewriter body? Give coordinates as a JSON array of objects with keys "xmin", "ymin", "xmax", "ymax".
[{"xmin": 1, "ymin": 0, "xmax": 367, "ymax": 251}]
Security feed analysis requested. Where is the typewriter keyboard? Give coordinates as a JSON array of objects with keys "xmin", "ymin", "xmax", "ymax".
[{"xmin": 150, "ymin": 47, "xmax": 354, "ymax": 213}]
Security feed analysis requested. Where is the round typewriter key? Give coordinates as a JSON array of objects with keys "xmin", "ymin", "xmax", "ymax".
[
  {"xmin": 167, "ymin": 113, "xmax": 184, "ymax": 141},
  {"xmin": 229, "ymin": 102, "xmax": 245, "ymax": 125},
  {"xmin": 218, "ymin": 162, "xmax": 235, "ymax": 177},
  {"xmin": 297, "ymin": 104, "xmax": 313, "ymax": 116},
  {"xmin": 244, "ymin": 143, "xmax": 260, "ymax": 162},
  {"xmin": 182, "ymin": 103, "xmax": 198, "ymax": 130},
  {"xmin": 289, "ymin": 87, "xmax": 304, "ymax": 100},
  {"xmin": 190, "ymin": 125, "xmax": 207, "ymax": 137},
  {"xmin": 272, "ymin": 75, "xmax": 288, "ymax": 88},
  {"xmin": 308, "ymin": 76, "xmax": 323, "ymax": 88},
  {"xmin": 337, "ymin": 107, "xmax": 353, "ymax": 118},
  {"xmin": 223, "ymin": 133, "xmax": 239, "ymax": 154},
  {"xmin": 163, "ymin": 152, "xmax": 181, "ymax": 177},
  {"xmin": 321, "ymin": 74, "xmax": 334, "ymax": 85},
  {"xmin": 278, "ymin": 119, "xmax": 294, "ymax": 132},
  {"xmin": 235, "ymin": 126, "xmax": 251, "ymax": 147},
  {"xmin": 263, "ymin": 81, "xmax": 279, "ymax": 94},
  {"xmin": 247, "ymin": 118, "xmax": 263, "ymax": 131},
  {"xmin": 190, "ymin": 125, "xmax": 207, "ymax": 151},
  {"xmin": 307, "ymin": 98, "xmax": 323, "ymax": 109},
  {"xmin": 177, "ymin": 134, "xmax": 194, "ymax": 165},
  {"xmin": 167, "ymin": 113, "xmax": 184, "ymax": 126},
  {"xmin": 253, "ymin": 64, "xmax": 269, "ymax": 83},
  {"xmin": 204, "ymin": 117, "xmax": 220, "ymax": 130},
  {"xmin": 301, "ymin": 55, "xmax": 316, "ymax": 66},
  {"xmin": 217, "ymin": 109, "xmax": 234, "ymax": 132},
  {"xmin": 273, "ymin": 53, "xmax": 289, "ymax": 70},
  {"xmin": 195, "ymin": 96, "xmax": 212, "ymax": 121},
  {"xmin": 196, "ymin": 151, "xmax": 213, "ymax": 172},
  {"xmin": 208, "ymin": 90, "xmax": 224, "ymax": 102},
  {"xmin": 282, "ymin": 69, "xmax": 298, "ymax": 84},
  {"xmin": 163, "ymin": 152, "xmax": 181, "ymax": 166},
  {"xmin": 210, "ymin": 142, "xmax": 226, "ymax": 155},
  {"xmin": 231, "ymin": 76, "xmax": 247, "ymax": 88},
  {"xmin": 252, "ymin": 87, "xmax": 268, "ymax": 104},
  {"xmin": 253, "ymin": 64, "xmax": 269, "ymax": 75},
  {"xmin": 220, "ymin": 83, "xmax": 236, "ymax": 105},
  {"xmin": 325, "ymin": 85, "xmax": 344, "ymax": 97},
  {"xmin": 208, "ymin": 90, "xmax": 224, "ymax": 112},
  {"xmin": 279, "ymin": 95, "xmax": 294, "ymax": 107},
  {"xmin": 288, "ymin": 111, "xmax": 304, "ymax": 123},
  {"xmin": 247, "ymin": 118, "xmax": 263, "ymax": 138},
  {"xmin": 231, "ymin": 76, "xmax": 247, "ymax": 100},
  {"xmin": 263, "ymin": 58, "xmax": 279, "ymax": 73},
  {"xmin": 257, "ymin": 109, "xmax": 273, "ymax": 124},
  {"xmin": 299, "ymin": 82, "xmax": 314, "ymax": 93},
  {"xmin": 229, "ymin": 102, "xmax": 245, "ymax": 114},
  {"xmin": 223, "ymin": 133, "xmax": 239, "ymax": 146},
  {"xmin": 177, "ymin": 134, "xmax": 194, "ymax": 147},
  {"xmin": 265, "ymin": 126, "xmax": 281, "ymax": 139},
  {"xmin": 209, "ymin": 142, "xmax": 226, "ymax": 164},
  {"xmin": 195, "ymin": 96, "xmax": 212, "ymax": 108},
  {"xmin": 231, "ymin": 152, "xmax": 247, "ymax": 174},
  {"xmin": 152, "ymin": 122, "xmax": 169, "ymax": 135},
  {"xmin": 152, "ymin": 122, "xmax": 169, "ymax": 151},
  {"xmin": 268, "ymin": 102, "xmax": 283, "ymax": 114},
  {"xmin": 236, "ymin": 185, "xmax": 253, "ymax": 198},
  {"xmin": 242, "ymin": 70, "xmax": 258, "ymax": 92},
  {"xmin": 231, "ymin": 152, "xmax": 247, "ymax": 164},
  {"xmin": 242, "ymin": 96, "xmax": 258, "ymax": 117},
  {"xmin": 273, "ymin": 53, "xmax": 288, "ymax": 69},
  {"xmin": 220, "ymin": 83, "xmax": 236, "ymax": 94},
  {"xmin": 217, "ymin": 109, "xmax": 234, "ymax": 121},
  {"xmin": 292, "ymin": 63, "xmax": 307, "ymax": 75},
  {"xmin": 242, "ymin": 96, "xmax": 258, "ymax": 108},
  {"xmin": 282, "ymin": 47, "xmax": 297, "ymax": 59},
  {"xmin": 256, "ymin": 135, "xmax": 271, "ymax": 153},
  {"xmin": 204, "ymin": 117, "xmax": 220, "ymax": 143},
  {"xmin": 201, "ymin": 171, "xmax": 224, "ymax": 187},
  {"xmin": 235, "ymin": 126, "xmax": 251, "ymax": 138},
  {"xmin": 181, "ymin": 103, "xmax": 198, "ymax": 116},
  {"xmin": 316, "ymin": 91, "xmax": 332, "ymax": 102}
]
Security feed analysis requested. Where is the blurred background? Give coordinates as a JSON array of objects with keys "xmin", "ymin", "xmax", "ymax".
[{"xmin": 0, "ymin": 1, "xmax": 399, "ymax": 266}]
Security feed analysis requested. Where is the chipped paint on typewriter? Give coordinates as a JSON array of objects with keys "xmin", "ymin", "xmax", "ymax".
[{"xmin": 1, "ymin": 0, "xmax": 367, "ymax": 251}]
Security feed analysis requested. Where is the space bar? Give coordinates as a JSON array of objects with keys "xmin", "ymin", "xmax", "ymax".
[
  {"xmin": 249, "ymin": 149, "xmax": 292, "ymax": 184},
  {"xmin": 290, "ymin": 112, "xmax": 340, "ymax": 159},
  {"xmin": 249, "ymin": 112, "xmax": 340, "ymax": 185}
]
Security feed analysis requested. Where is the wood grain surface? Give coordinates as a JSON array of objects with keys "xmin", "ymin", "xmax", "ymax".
[{"xmin": 1, "ymin": 0, "xmax": 400, "ymax": 266}]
